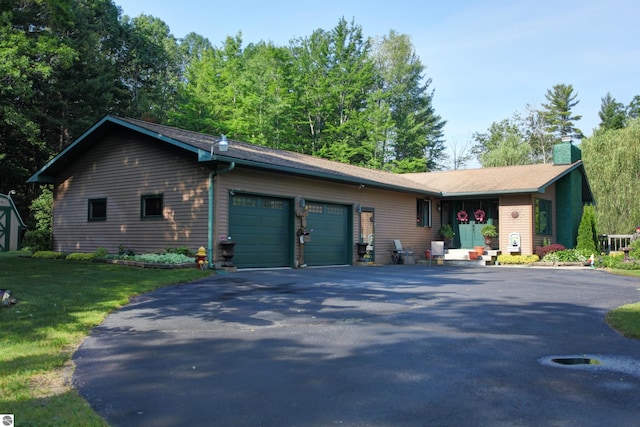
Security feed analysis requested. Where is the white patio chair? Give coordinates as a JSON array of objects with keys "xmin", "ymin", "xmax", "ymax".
[{"xmin": 392, "ymin": 240, "xmax": 415, "ymax": 264}]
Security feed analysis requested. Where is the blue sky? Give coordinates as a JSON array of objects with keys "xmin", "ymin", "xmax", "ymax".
[{"xmin": 115, "ymin": 0, "xmax": 639, "ymax": 167}]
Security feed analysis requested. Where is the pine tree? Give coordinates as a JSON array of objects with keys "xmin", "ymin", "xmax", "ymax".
[
  {"xmin": 598, "ymin": 92, "xmax": 626, "ymax": 130},
  {"xmin": 541, "ymin": 83, "xmax": 584, "ymax": 139}
]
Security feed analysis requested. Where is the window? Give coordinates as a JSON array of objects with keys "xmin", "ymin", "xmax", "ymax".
[
  {"xmin": 416, "ymin": 199, "xmax": 432, "ymax": 227},
  {"xmin": 263, "ymin": 198, "xmax": 284, "ymax": 209},
  {"xmin": 88, "ymin": 198, "xmax": 107, "ymax": 221},
  {"xmin": 141, "ymin": 194, "xmax": 163, "ymax": 218},
  {"xmin": 307, "ymin": 203, "xmax": 323, "ymax": 214},
  {"xmin": 535, "ymin": 198, "xmax": 552, "ymax": 235},
  {"xmin": 232, "ymin": 196, "xmax": 257, "ymax": 208}
]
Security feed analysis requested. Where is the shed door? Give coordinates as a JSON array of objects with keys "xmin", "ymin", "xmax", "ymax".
[
  {"xmin": 0, "ymin": 207, "xmax": 9, "ymax": 252},
  {"xmin": 304, "ymin": 202, "xmax": 350, "ymax": 266},
  {"xmin": 229, "ymin": 194, "xmax": 291, "ymax": 268}
]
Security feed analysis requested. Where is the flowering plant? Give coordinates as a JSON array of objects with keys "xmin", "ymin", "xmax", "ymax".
[
  {"xmin": 474, "ymin": 209, "xmax": 486, "ymax": 223},
  {"xmin": 457, "ymin": 210, "xmax": 468, "ymax": 222}
]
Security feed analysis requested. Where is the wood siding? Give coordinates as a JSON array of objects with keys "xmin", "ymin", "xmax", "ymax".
[
  {"xmin": 216, "ymin": 168, "xmax": 438, "ymax": 264},
  {"xmin": 498, "ymin": 185, "xmax": 556, "ymax": 255},
  {"xmin": 52, "ymin": 132, "xmax": 439, "ymax": 265},
  {"xmin": 53, "ymin": 131, "xmax": 209, "ymax": 253},
  {"xmin": 499, "ymin": 194, "xmax": 533, "ymax": 255}
]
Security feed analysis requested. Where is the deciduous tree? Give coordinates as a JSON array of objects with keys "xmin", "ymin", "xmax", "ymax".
[
  {"xmin": 290, "ymin": 18, "xmax": 375, "ymax": 162},
  {"xmin": 120, "ymin": 14, "xmax": 181, "ymax": 123},
  {"xmin": 581, "ymin": 119, "xmax": 640, "ymax": 234},
  {"xmin": 0, "ymin": 0, "xmax": 76, "ymax": 218},
  {"xmin": 627, "ymin": 95, "xmax": 640, "ymax": 121},
  {"xmin": 472, "ymin": 117, "xmax": 532, "ymax": 167},
  {"xmin": 370, "ymin": 30, "xmax": 446, "ymax": 171}
]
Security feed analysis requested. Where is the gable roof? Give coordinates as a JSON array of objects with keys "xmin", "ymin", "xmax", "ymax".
[
  {"xmin": 404, "ymin": 162, "xmax": 594, "ymax": 202},
  {"xmin": 28, "ymin": 115, "xmax": 439, "ymax": 196},
  {"xmin": 27, "ymin": 115, "xmax": 594, "ymax": 202}
]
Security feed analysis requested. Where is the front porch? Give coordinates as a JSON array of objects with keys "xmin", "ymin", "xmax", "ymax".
[
  {"xmin": 440, "ymin": 199, "xmax": 499, "ymax": 250},
  {"xmin": 416, "ymin": 248, "xmax": 501, "ymax": 266},
  {"xmin": 445, "ymin": 248, "xmax": 501, "ymax": 265}
]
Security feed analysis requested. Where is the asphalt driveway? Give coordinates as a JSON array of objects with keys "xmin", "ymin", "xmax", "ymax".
[{"xmin": 73, "ymin": 265, "xmax": 640, "ymax": 426}]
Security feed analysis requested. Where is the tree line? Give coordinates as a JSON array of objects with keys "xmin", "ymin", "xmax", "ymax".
[
  {"xmin": 1, "ymin": 0, "xmax": 445, "ymax": 227},
  {"xmin": 3, "ymin": 1, "xmax": 639, "ymax": 237},
  {"xmin": 469, "ymin": 84, "xmax": 640, "ymax": 234},
  {"xmin": 469, "ymin": 84, "xmax": 640, "ymax": 168}
]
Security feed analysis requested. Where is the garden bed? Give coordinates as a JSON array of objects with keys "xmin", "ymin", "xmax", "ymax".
[
  {"xmin": 531, "ymin": 261, "xmax": 587, "ymax": 267},
  {"xmin": 93, "ymin": 258, "xmax": 197, "ymax": 269}
]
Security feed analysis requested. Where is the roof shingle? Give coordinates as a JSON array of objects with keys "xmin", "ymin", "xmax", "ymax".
[
  {"xmin": 403, "ymin": 163, "xmax": 582, "ymax": 196},
  {"xmin": 29, "ymin": 115, "xmax": 592, "ymax": 202}
]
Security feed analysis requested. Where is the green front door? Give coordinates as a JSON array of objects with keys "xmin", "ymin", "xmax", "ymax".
[
  {"xmin": 452, "ymin": 201, "xmax": 498, "ymax": 248},
  {"xmin": 304, "ymin": 202, "xmax": 350, "ymax": 266},
  {"xmin": 229, "ymin": 194, "xmax": 292, "ymax": 268},
  {"xmin": 458, "ymin": 223, "xmax": 484, "ymax": 248},
  {"xmin": 0, "ymin": 207, "xmax": 9, "ymax": 252}
]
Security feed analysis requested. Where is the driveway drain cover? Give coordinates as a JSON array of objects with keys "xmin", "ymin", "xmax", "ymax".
[
  {"xmin": 540, "ymin": 354, "xmax": 640, "ymax": 378},
  {"xmin": 551, "ymin": 357, "xmax": 601, "ymax": 365}
]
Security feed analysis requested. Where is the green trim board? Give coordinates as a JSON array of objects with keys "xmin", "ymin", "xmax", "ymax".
[{"xmin": 0, "ymin": 207, "xmax": 9, "ymax": 251}]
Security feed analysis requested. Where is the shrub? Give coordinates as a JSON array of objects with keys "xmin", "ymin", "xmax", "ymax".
[
  {"xmin": 497, "ymin": 254, "xmax": 539, "ymax": 264},
  {"xmin": 133, "ymin": 253, "xmax": 195, "ymax": 264},
  {"xmin": 439, "ymin": 224, "xmax": 455, "ymax": 240},
  {"xmin": 595, "ymin": 253, "xmax": 624, "ymax": 269},
  {"xmin": 629, "ymin": 239, "xmax": 640, "ymax": 260},
  {"xmin": 32, "ymin": 251, "xmax": 65, "ymax": 259},
  {"xmin": 165, "ymin": 246, "xmax": 195, "ymax": 257},
  {"xmin": 94, "ymin": 247, "xmax": 109, "ymax": 259},
  {"xmin": 607, "ymin": 259, "xmax": 640, "ymax": 270},
  {"xmin": 535, "ymin": 243, "xmax": 566, "ymax": 258},
  {"xmin": 30, "ymin": 186, "xmax": 53, "ymax": 232},
  {"xmin": 576, "ymin": 205, "xmax": 598, "ymax": 254},
  {"xmin": 22, "ymin": 230, "xmax": 52, "ymax": 252},
  {"xmin": 542, "ymin": 249, "xmax": 587, "ymax": 263},
  {"xmin": 66, "ymin": 252, "xmax": 96, "ymax": 261},
  {"xmin": 118, "ymin": 244, "xmax": 135, "ymax": 256},
  {"xmin": 108, "ymin": 252, "xmax": 195, "ymax": 264}
]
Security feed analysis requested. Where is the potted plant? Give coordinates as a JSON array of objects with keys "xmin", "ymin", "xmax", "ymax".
[
  {"xmin": 481, "ymin": 224, "xmax": 498, "ymax": 249},
  {"xmin": 439, "ymin": 224, "xmax": 455, "ymax": 248}
]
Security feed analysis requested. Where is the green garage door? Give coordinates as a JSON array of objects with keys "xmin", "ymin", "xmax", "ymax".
[
  {"xmin": 304, "ymin": 202, "xmax": 350, "ymax": 266},
  {"xmin": 229, "ymin": 194, "xmax": 291, "ymax": 268}
]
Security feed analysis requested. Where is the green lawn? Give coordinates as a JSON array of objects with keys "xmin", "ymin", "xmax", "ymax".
[
  {"xmin": 1, "ymin": 251, "xmax": 639, "ymax": 426},
  {"xmin": 605, "ymin": 270, "xmax": 640, "ymax": 338},
  {"xmin": 0, "ymin": 252, "xmax": 210, "ymax": 426},
  {"xmin": 606, "ymin": 301, "xmax": 640, "ymax": 339}
]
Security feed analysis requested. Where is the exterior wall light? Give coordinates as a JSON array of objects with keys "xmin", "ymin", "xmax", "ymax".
[
  {"xmin": 218, "ymin": 135, "xmax": 229, "ymax": 151},
  {"xmin": 210, "ymin": 134, "xmax": 229, "ymax": 156}
]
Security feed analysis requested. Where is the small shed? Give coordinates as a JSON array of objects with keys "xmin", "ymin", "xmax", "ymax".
[{"xmin": 0, "ymin": 193, "xmax": 26, "ymax": 251}]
